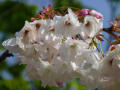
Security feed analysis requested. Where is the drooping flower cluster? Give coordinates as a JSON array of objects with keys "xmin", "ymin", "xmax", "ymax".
[{"xmin": 2, "ymin": 6, "xmax": 120, "ymax": 90}]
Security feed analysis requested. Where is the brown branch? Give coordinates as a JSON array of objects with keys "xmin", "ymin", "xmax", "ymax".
[
  {"xmin": 103, "ymin": 27, "xmax": 112, "ymax": 32},
  {"xmin": 103, "ymin": 27, "xmax": 120, "ymax": 40},
  {"xmin": 0, "ymin": 50, "xmax": 13, "ymax": 63}
]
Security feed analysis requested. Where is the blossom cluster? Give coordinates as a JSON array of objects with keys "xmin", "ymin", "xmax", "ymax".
[{"xmin": 2, "ymin": 7, "xmax": 120, "ymax": 90}]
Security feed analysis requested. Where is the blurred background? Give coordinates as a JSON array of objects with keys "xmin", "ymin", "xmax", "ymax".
[{"xmin": 0, "ymin": 0, "xmax": 120, "ymax": 90}]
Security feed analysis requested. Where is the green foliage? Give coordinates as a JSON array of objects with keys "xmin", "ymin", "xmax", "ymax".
[
  {"xmin": 54, "ymin": 0, "xmax": 84, "ymax": 9},
  {"xmin": 0, "ymin": 61, "xmax": 8, "ymax": 72},
  {"xmin": 0, "ymin": 78, "xmax": 30, "ymax": 90},
  {"xmin": 0, "ymin": 60, "xmax": 28, "ymax": 89},
  {"xmin": 8, "ymin": 64, "xmax": 26, "ymax": 78},
  {"xmin": 0, "ymin": 0, "xmax": 37, "ymax": 34},
  {"xmin": 108, "ymin": 0, "xmax": 120, "ymax": 3}
]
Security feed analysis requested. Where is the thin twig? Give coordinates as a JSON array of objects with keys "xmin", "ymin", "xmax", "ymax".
[
  {"xmin": 103, "ymin": 27, "xmax": 120, "ymax": 40},
  {"xmin": 0, "ymin": 50, "xmax": 13, "ymax": 63}
]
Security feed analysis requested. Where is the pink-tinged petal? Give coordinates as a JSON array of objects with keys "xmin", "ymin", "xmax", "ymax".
[
  {"xmin": 48, "ymin": 4, "xmax": 52, "ymax": 11},
  {"xmin": 89, "ymin": 10, "xmax": 103, "ymax": 19},
  {"xmin": 80, "ymin": 9, "xmax": 90, "ymax": 16},
  {"xmin": 37, "ymin": 14, "xmax": 42, "ymax": 19},
  {"xmin": 56, "ymin": 81, "xmax": 65, "ymax": 88}
]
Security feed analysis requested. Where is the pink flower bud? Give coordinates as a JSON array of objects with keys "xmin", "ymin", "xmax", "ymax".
[
  {"xmin": 80, "ymin": 9, "xmax": 90, "ymax": 16},
  {"xmin": 89, "ymin": 10, "xmax": 103, "ymax": 19}
]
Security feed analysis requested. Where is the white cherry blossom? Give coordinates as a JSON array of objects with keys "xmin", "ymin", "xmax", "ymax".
[{"xmin": 2, "ymin": 8, "xmax": 106, "ymax": 89}]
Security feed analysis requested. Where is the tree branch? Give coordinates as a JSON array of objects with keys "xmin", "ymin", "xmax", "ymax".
[
  {"xmin": 103, "ymin": 27, "xmax": 120, "ymax": 40},
  {"xmin": 0, "ymin": 50, "xmax": 13, "ymax": 63}
]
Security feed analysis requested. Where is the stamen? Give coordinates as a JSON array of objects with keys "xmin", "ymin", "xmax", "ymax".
[
  {"xmin": 65, "ymin": 21, "xmax": 71, "ymax": 26},
  {"xmin": 50, "ymin": 28, "xmax": 55, "ymax": 32},
  {"xmin": 109, "ymin": 59, "xmax": 113, "ymax": 65},
  {"xmin": 70, "ymin": 44, "xmax": 76, "ymax": 48},
  {"xmin": 85, "ymin": 21, "xmax": 91, "ymax": 27},
  {"xmin": 24, "ymin": 30, "xmax": 29, "ymax": 36},
  {"xmin": 36, "ymin": 23, "xmax": 41, "ymax": 29}
]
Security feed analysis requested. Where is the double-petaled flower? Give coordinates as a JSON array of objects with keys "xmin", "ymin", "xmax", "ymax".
[{"xmin": 4, "ymin": 8, "xmax": 120, "ymax": 90}]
